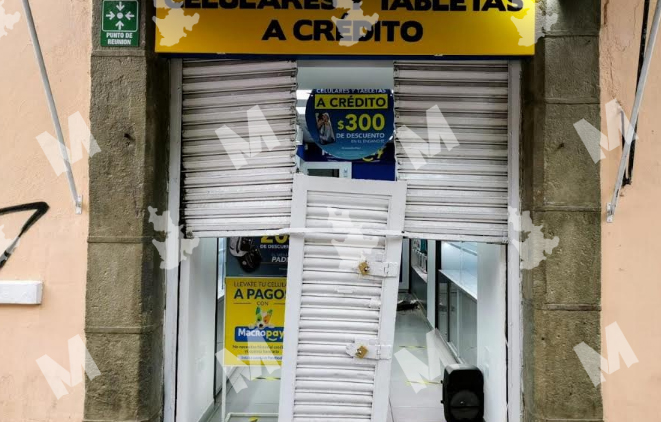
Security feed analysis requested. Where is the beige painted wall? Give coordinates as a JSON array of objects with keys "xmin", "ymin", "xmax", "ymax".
[
  {"xmin": 0, "ymin": 0, "xmax": 91, "ymax": 420},
  {"xmin": 601, "ymin": 0, "xmax": 661, "ymax": 421}
]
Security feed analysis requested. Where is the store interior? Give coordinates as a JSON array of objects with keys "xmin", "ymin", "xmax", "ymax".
[{"xmin": 207, "ymin": 238, "xmax": 506, "ymax": 422}]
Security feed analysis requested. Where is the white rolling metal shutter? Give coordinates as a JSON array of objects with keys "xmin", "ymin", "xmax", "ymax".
[
  {"xmin": 181, "ymin": 59, "xmax": 298, "ymax": 237},
  {"xmin": 395, "ymin": 60, "xmax": 510, "ymax": 243},
  {"xmin": 279, "ymin": 175, "xmax": 407, "ymax": 422}
]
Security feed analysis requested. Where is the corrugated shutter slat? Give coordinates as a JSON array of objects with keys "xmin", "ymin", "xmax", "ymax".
[
  {"xmin": 395, "ymin": 60, "xmax": 510, "ymax": 242},
  {"xmin": 181, "ymin": 59, "xmax": 297, "ymax": 237}
]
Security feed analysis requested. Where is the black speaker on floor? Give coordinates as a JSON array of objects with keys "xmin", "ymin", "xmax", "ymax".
[{"xmin": 442, "ymin": 364, "xmax": 484, "ymax": 422}]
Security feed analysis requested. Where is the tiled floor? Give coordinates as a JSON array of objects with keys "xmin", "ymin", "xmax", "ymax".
[
  {"xmin": 389, "ymin": 309, "xmax": 451, "ymax": 422},
  {"xmin": 210, "ymin": 307, "xmax": 451, "ymax": 422}
]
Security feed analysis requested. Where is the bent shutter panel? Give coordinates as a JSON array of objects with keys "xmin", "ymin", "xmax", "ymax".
[
  {"xmin": 279, "ymin": 175, "xmax": 407, "ymax": 422},
  {"xmin": 395, "ymin": 60, "xmax": 510, "ymax": 243},
  {"xmin": 181, "ymin": 59, "xmax": 298, "ymax": 237}
]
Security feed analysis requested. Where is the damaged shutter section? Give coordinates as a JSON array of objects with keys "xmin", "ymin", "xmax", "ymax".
[
  {"xmin": 395, "ymin": 61, "xmax": 510, "ymax": 243},
  {"xmin": 181, "ymin": 59, "xmax": 298, "ymax": 237},
  {"xmin": 279, "ymin": 175, "xmax": 406, "ymax": 422}
]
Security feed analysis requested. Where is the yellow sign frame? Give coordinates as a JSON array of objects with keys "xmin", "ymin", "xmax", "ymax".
[{"xmin": 155, "ymin": 0, "xmax": 536, "ymax": 56}]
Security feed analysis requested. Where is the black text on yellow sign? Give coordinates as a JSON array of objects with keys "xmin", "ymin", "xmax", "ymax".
[{"xmin": 155, "ymin": 0, "xmax": 536, "ymax": 56}]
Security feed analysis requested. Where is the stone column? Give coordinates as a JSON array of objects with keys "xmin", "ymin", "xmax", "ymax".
[
  {"xmin": 521, "ymin": 1, "xmax": 603, "ymax": 422},
  {"xmin": 85, "ymin": 1, "xmax": 169, "ymax": 421}
]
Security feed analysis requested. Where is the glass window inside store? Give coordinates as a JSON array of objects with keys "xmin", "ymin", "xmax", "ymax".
[{"xmin": 407, "ymin": 240, "xmax": 505, "ymax": 367}]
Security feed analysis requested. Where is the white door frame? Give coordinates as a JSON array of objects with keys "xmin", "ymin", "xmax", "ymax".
[
  {"xmin": 507, "ymin": 60, "xmax": 523, "ymax": 422},
  {"xmin": 164, "ymin": 58, "xmax": 183, "ymax": 422},
  {"xmin": 164, "ymin": 59, "xmax": 524, "ymax": 422}
]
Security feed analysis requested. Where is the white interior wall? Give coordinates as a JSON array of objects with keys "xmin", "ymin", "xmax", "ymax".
[
  {"xmin": 297, "ymin": 60, "xmax": 394, "ymax": 90},
  {"xmin": 441, "ymin": 243, "xmax": 462, "ymax": 271},
  {"xmin": 458, "ymin": 294, "xmax": 478, "ymax": 365},
  {"xmin": 177, "ymin": 238, "xmax": 219, "ymax": 422},
  {"xmin": 477, "ymin": 244, "xmax": 508, "ymax": 422}
]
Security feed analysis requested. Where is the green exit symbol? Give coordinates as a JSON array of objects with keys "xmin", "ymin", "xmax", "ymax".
[{"xmin": 101, "ymin": 0, "xmax": 139, "ymax": 47}]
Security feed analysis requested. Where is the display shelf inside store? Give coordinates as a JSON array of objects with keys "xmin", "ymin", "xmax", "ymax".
[
  {"xmin": 439, "ymin": 269, "xmax": 478, "ymax": 301},
  {"xmin": 412, "ymin": 263, "xmax": 428, "ymax": 283},
  {"xmin": 410, "ymin": 238, "xmax": 429, "ymax": 283}
]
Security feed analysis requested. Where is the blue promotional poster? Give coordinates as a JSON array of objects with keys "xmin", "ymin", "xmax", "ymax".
[{"xmin": 305, "ymin": 89, "xmax": 395, "ymax": 160}]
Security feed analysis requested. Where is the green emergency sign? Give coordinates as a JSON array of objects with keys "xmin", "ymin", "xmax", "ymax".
[{"xmin": 101, "ymin": 0, "xmax": 139, "ymax": 47}]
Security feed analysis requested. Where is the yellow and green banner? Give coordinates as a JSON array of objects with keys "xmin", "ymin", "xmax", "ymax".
[{"xmin": 224, "ymin": 277, "xmax": 287, "ymax": 366}]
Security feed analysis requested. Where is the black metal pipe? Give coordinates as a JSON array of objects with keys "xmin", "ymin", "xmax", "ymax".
[{"xmin": 624, "ymin": 0, "xmax": 652, "ymax": 185}]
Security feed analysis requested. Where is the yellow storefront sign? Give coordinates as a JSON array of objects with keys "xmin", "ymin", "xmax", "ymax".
[
  {"xmin": 224, "ymin": 277, "xmax": 287, "ymax": 367},
  {"xmin": 154, "ymin": 0, "xmax": 536, "ymax": 56}
]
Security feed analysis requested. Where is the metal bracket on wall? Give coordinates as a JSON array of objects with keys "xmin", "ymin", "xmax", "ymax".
[
  {"xmin": 608, "ymin": 0, "xmax": 661, "ymax": 223},
  {"xmin": 21, "ymin": 0, "xmax": 83, "ymax": 215}
]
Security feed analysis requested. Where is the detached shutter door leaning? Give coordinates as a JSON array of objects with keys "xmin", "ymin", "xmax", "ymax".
[
  {"xmin": 181, "ymin": 59, "xmax": 298, "ymax": 237},
  {"xmin": 395, "ymin": 60, "xmax": 510, "ymax": 243},
  {"xmin": 279, "ymin": 175, "xmax": 407, "ymax": 422}
]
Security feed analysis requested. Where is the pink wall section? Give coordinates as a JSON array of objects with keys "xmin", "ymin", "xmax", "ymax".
[
  {"xmin": 0, "ymin": 0, "xmax": 91, "ymax": 420},
  {"xmin": 601, "ymin": 0, "xmax": 661, "ymax": 421}
]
